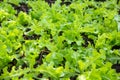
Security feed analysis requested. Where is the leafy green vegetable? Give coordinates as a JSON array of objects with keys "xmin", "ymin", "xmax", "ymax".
[{"xmin": 0, "ymin": 0, "xmax": 120, "ymax": 80}]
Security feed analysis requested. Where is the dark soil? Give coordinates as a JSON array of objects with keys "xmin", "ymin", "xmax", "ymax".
[
  {"xmin": 0, "ymin": 23, "xmax": 2, "ymax": 27},
  {"xmin": 23, "ymin": 28, "xmax": 32, "ymax": 40},
  {"xmin": 19, "ymin": 74, "xmax": 24, "ymax": 79},
  {"xmin": 60, "ymin": 1, "xmax": 71, "ymax": 6},
  {"xmin": 58, "ymin": 31, "xmax": 64, "ymax": 36},
  {"xmin": 45, "ymin": 0, "xmax": 55, "ymax": 6},
  {"xmin": 19, "ymin": 53, "xmax": 25, "ymax": 59},
  {"xmin": 111, "ymin": 45, "xmax": 120, "ymax": 50},
  {"xmin": 37, "ymin": 73, "xmax": 43, "ymax": 78},
  {"xmin": 7, "ymin": 58, "xmax": 17, "ymax": 72},
  {"xmin": 23, "ymin": 34, "xmax": 41, "ymax": 40},
  {"xmin": 8, "ymin": 2, "xmax": 31, "ymax": 15},
  {"xmin": 33, "ymin": 74, "xmax": 51, "ymax": 80},
  {"xmin": 62, "ymin": 57, "xmax": 66, "ymax": 68},
  {"xmin": 21, "ymin": 62, "xmax": 28, "ymax": 69},
  {"xmin": 117, "ymin": 0, "xmax": 120, "ymax": 4},
  {"xmin": 62, "ymin": 40, "xmax": 69, "ymax": 48},
  {"xmin": 81, "ymin": 33, "xmax": 95, "ymax": 47},
  {"xmin": 25, "ymin": 28, "xmax": 31, "ymax": 32},
  {"xmin": 34, "ymin": 47, "xmax": 50, "ymax": 68},
  {"xmin": 87, "ymin": 5, "xmax": 97, "ymax": 10},
  {"xmin": 70, "ymin": 75, "xmax": 78, "ymax": 80},
  {"xmin": 6, "ymin": 56, "xmax": 28, "ymax": 73},
  {"xmin": 71, "ymin": 42, "xmax": 78, "ymax": 51},
  {"xmin": 0, "ymin": 69, "xmax": 3, "ymax": 76},
  {"xmin": 58, "ymin": 57, "xmax": 66, "ymax": 68},
  {"xmin": 0, "ymin": 0, "xmax": 3, "ymax": 2},
  {"xmin": 112, "ymin": 61, "xmax": 120, "ymax": 73}
]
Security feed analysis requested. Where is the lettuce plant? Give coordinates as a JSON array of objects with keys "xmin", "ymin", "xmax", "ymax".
[{"xmin": 0, "ymin": 0, "xmax": 120, "ymax": 80}]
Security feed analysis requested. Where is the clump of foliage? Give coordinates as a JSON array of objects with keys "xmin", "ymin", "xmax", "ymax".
[{"xmin": 0, "ymin": 0, "xmax": 120, "ymax": 80}]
